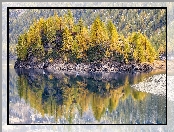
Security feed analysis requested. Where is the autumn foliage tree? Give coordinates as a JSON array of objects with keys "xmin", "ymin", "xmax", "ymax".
[
  {"xmin": 16, "ymin": 10, "xmax": 158, "ymax": 64},
  {"xmin": 128, "ymin": 32, "xmax": 156, "ymax": 63}
]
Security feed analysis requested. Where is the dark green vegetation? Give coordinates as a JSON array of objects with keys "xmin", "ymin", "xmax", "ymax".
[{"xmin": 9, "ymin": 9, "xmax": 166, "ymax": 64}]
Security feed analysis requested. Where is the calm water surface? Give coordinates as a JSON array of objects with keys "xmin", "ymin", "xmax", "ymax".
[{"xmin": 8, "ymin": 60, "xmax": 166, "ymax": 124}]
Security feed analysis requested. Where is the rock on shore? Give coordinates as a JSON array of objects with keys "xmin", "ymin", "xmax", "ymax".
[
  {"xmin": 131, "ymin": 74, "xmax": 166, "ymax": 96},
  {"xmin": 47, "ymin": 61, "xmax": 154, "ymax": 74},
  {"xmin": 14, "ymin": 59, "xmax": 154, "ymax": 74}
]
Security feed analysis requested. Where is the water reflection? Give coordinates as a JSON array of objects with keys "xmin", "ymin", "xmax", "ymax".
[{"xmin": 9, "ymin": 68, "xmax": 166, "ymax": 124}]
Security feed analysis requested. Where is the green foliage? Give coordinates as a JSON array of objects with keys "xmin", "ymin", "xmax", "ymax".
[
  {"xmin": 15, "ymin": 10, "xmax": 161, "ymax": 64},
  {"xmin": 16, "ymin": 34, "xmax": 28, "ymax": 60},
  {"xmin": 87, "ymin": 45, "xmax": 105, "ymax": 62},
  {"xmin": 9, "ymin": 9, "xmax": 167, "ymax": 59},
  {"xmin": 90, "ymin": 17, "xmax": 109, "ymax": 46},
  {"xmin": 62, "ymin": 26, "xmax": 74, "ymax": 52},
  {"xmin": 128, "ymin": 32, "xmax": 156, "ymax": 63}
]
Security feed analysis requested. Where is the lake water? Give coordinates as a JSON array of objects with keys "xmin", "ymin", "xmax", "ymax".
[{"xmin": 8, "ymin": 60, "xmax": 166, "ymax": 124}]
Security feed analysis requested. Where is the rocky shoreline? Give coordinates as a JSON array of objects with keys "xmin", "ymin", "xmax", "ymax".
[
  {"xmin": 14, "ymin": 59, "xmax": 158, "ymax": 74},
  {"xmin": 131, "ymin": 74, "xmax": 166, "ymax": 96}
]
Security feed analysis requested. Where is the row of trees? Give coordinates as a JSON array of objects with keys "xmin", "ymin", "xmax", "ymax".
[
  {"xmin": 9, "ymin": 9, "xmax": 166, "ymax": 45},
  {"xmin": 16, "ymin": 10, "xmax": 157, "ymax": 64}
]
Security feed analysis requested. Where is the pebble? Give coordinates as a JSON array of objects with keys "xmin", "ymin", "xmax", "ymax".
[{"xmin": 131, "ymin": 74, "xmax": 166, "ymax": 96}]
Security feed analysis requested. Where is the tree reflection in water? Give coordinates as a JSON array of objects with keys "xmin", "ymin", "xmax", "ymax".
[{"xmin": 14, "ymin": 69, "xmax": 166, "ymax": 124}]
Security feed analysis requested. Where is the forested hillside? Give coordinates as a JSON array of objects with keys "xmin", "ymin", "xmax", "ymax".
[
  {"xmin": 12, "ymin": 9, "xmax": 167, "ymax": 65},
  {"xmin": 9, "ymin": 8, "xmax": 166, "ymax": 63}
]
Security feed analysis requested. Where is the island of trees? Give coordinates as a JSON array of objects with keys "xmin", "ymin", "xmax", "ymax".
[{"xmin": 14, "ymin": 10, "xmax": 166, "ymax": 73}]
